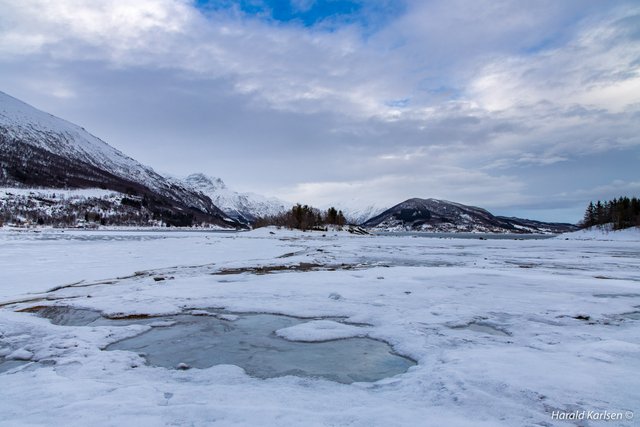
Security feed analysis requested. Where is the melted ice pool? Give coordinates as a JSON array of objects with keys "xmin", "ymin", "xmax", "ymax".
[{"xmin": 34, "ymin": 307, "xmax": 415, "ymax": 384}]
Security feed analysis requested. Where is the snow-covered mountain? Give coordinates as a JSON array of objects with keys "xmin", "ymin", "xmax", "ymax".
[
  {"xmin": 0, "ymin": 91, "xmax": 240, "ymax": 228},
  {"xmin": 362, "ymin": 198, "xmax": 576, "ymax": 233},
  {"xmin": 338, "ymin": 204, "xmax": 386, "ymax": 226},
  {"xmin": 182, "ymin": 173, "xmax": 288, "ymax": 223}
]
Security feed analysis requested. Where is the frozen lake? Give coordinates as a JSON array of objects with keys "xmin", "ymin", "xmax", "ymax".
[{"xmin": 0, "ymin": 227, "xmax": 638, "ymax": 426}]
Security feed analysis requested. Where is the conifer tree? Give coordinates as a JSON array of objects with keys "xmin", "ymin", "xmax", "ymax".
[{"xmin": 580, "ymin": 196, "xmax": 640, "ymax": 229}]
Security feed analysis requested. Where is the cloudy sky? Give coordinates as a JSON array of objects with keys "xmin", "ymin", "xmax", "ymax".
[{"xmin": 1, "ymin": 0, "xmax": 639, "ymax": 222}]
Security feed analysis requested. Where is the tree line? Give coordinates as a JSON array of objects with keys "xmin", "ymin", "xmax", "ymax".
[
  {"xmin": 581, "ymin": 197, "xmax": 640, "ymax": 230},
  {"xmin": 254, "ymin": 204, "xmax": 347, "ymax": 231}
]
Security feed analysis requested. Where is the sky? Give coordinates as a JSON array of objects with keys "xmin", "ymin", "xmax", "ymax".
[{"xmin": 0, "ymin": 0, "xmax": 639, "ymax": 222}]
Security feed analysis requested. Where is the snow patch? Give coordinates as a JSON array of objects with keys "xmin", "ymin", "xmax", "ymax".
[
  {"xmin": 6, "ymin": 348, "xmax": 33, "ymax": 361},
  {"xmin": 560, "ymin": 225, "xmax": 640, "ymax": 241},
  {"xmin": 275, "ymin": 320, "xmax": 366, "ymax": 342}
]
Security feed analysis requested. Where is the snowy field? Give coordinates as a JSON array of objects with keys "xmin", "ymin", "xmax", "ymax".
[{"xmin": 0, "ymin": 227, "xmax": 639, "ymax": 426}]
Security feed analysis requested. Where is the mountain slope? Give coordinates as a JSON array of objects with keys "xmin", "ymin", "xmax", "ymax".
[
  {"xmin": 182, "ymin": 173, "xmax": 288, "ymax": 223},
  {"xmin": 362, "ymin": 198, "xmax": 576, "ymax": 233},
  {"xmin": 495, "ymin": 216, "xmax": 578, "ymax": 234},
  {"xmin": 0, "ymin": 91, "xmax": 240, "ymax": 228},
  {"xmin": 1, "ymin": 188, "xmax": 163, "ymax": 227}
]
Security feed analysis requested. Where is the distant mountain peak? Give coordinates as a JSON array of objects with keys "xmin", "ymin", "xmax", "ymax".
[
  {"xmin": 181, "ymin": 173, "xmax": 288, "ymax": 224},
  {"xmin": 185, "ymin": 173, "xmax": 227, "ymax": 191}
]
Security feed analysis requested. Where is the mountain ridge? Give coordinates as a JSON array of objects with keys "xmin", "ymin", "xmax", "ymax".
[
  {"xmin": 362, "ymin": 198, "xmax": 576, "ymax": 233},
  {"xmin": 0, "ymin": 91, "xmax": 241, "ymax": 228}
]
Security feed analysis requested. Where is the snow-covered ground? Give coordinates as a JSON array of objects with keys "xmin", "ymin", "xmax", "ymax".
[
  {"xmin": 1, "ymin": 187, "xmax": 120, "ymax": 199},
  {"xmin": 561, "ymin": 225, "xmax": 640, "ymax": 241},
  {"xmin": 0, "ymin": 227, "xmax": 638, "ymax": 426}
]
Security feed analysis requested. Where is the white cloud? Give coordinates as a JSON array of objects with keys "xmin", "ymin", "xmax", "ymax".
[
  {"xmin": 290, "ymin": 0, "xmax": 316, "ymax": 13},
  {"xmin": 0, "ymin": 0, "xmax": 195, "ymax": 57},
  {"xmin": 467, "ymin": 9, "xmax": 640, "ymax": 113},
  {"xmin": 280, "ymin": 167, "xmax": 527, "ymax": 210}
]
